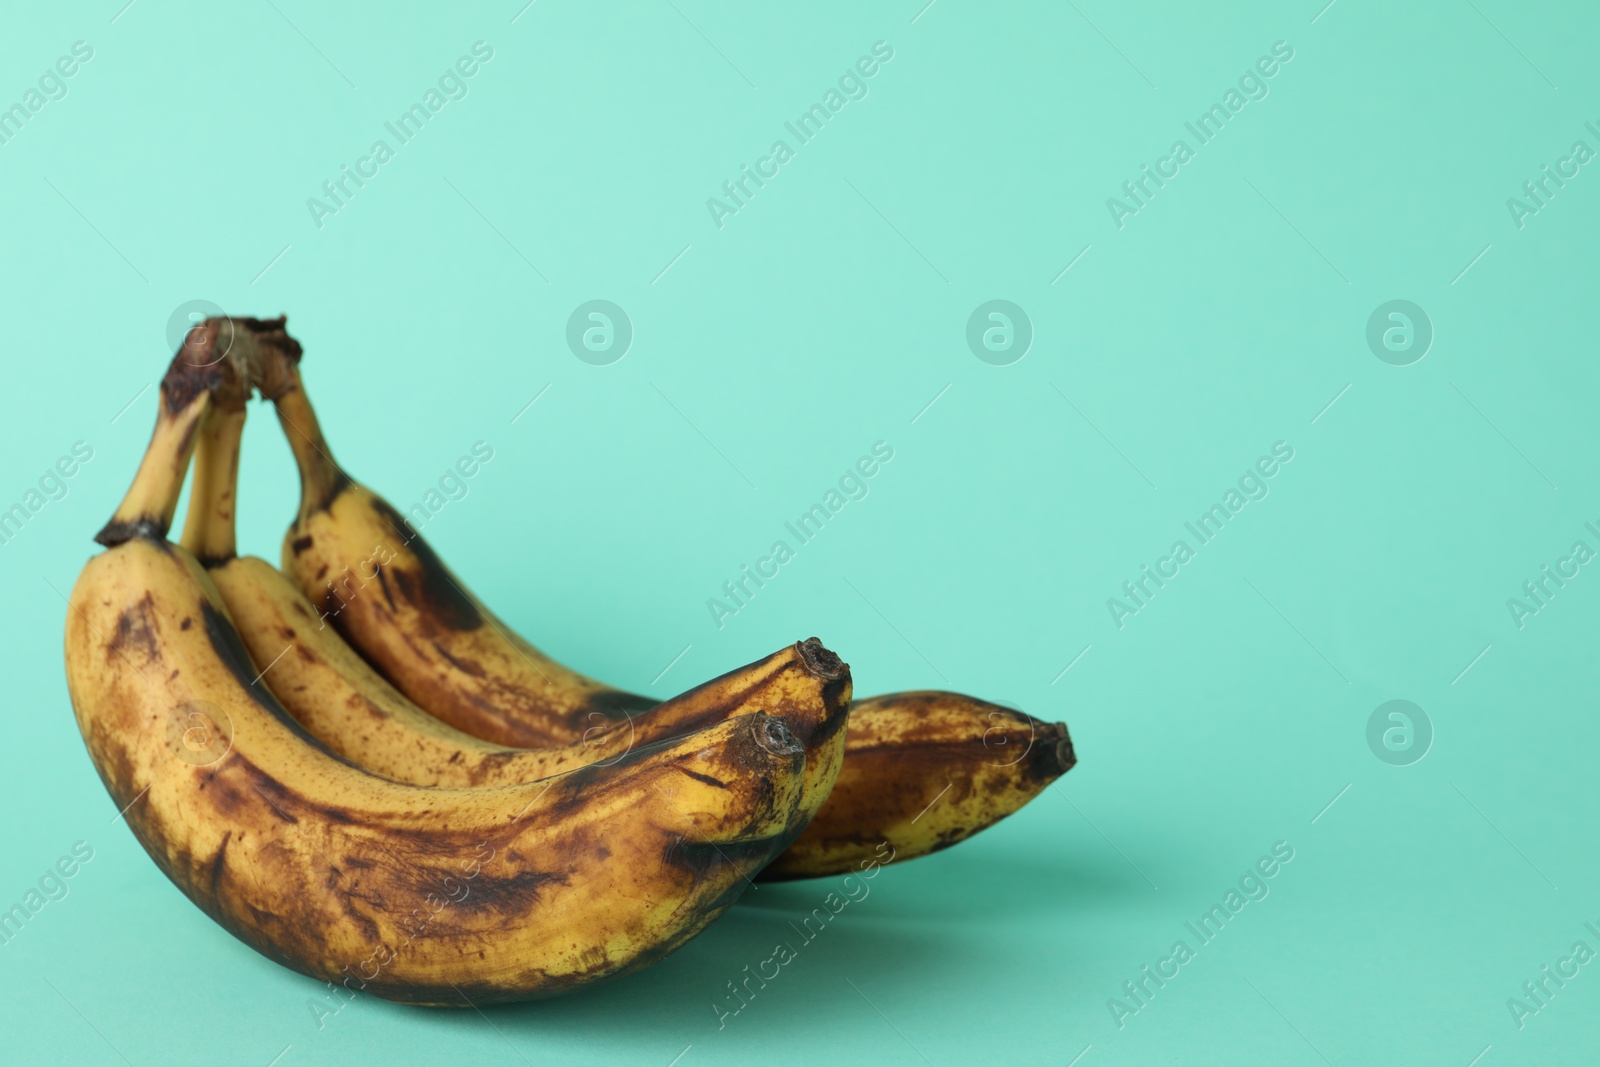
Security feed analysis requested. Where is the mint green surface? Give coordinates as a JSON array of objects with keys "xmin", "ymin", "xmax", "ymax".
[{"xmin": 3, "ymin": 1, "xmax": 1598, "ymax": 1063}]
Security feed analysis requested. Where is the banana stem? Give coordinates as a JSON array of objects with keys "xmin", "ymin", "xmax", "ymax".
[
  {"xmin": 95, "ymin": 354, "xmax": 218, "ymax": 546},
  {"xmin": 271, "ymin": 361, "xmax": 350, "ymax": 521},
  {"xmin": 95, "ymin": 317, "xmax": 300, "ymax": 547},
  {"xmin": 179, "ymin": 404, "xmax": 247, "ymax": 564}
]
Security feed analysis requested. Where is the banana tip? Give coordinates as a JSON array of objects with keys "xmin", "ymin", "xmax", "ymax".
[
  {"xmin": 1054, "ymin": 732, "xmax": 1076, "ymax": 775},
  {"xmin": 1032, "ymin": 722, "xmax": 1076, "ymax": 780},
  {"xmin": 796, "ymin": 637, "xmax": 847, "ymax": 681},
  {"xmin": 751, "ymin": 713, "xmax": 803, "ymax": 759}
]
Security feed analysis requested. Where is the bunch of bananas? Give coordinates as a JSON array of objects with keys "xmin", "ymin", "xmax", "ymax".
[{"xmin": 64, "ymin": 316, "xmax": 1076, "ymax": 1004}]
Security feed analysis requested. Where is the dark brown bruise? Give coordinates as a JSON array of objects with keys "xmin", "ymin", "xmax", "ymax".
[
  {"xmin": 367, "ymin": 497, "xmax": 483, "ymax": 632},
  {"xmin": 302, "ymin": 466, "xmax": 354, "ymax": 516},
  {"xmin": 108, "ymin": 592, "xmax": 161, "ymax": 665},
  {"xmin": 429, "ymin": 641, "xmax": 486, "ymax": 678},
  {"xmin": 209, "ymin": 831, "xmax": 232, "ymax": 898},
  {"xmin": 679, "ymin": 769, "xmax": 728, "ymax": 789},
  {"xmin": 668, "ymin": 834, "xmax": 789, "ymax": 883},
  {"xmin": 95, "ymin": 517, "xmax": 172, "ymax": 548},
  {"xmin": 373, "ymin": 564, "xmax": 397, "ymax": 611},
  {"xmin": 443, "ymin": 869, "xmax": 566, "ymax": 916},
  {"xmin": 578, "ymin": 687, "xmax": 657, "ymax": 721}
]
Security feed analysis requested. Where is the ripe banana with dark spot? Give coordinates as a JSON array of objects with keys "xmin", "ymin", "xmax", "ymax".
[
  {"xmin": 263, "ymin": 334, "xmax": 1077, "ymax": 877},
  {"xmin": 273, "ymin": 352, "xmax": 645, "ymax": 750},
  {"xmin": 65, "ymin": 329, "xmax": 810, "ymax": 1003},
  {"xmin": 760, "ymin": 691, "xmax": 1076, "ymax": 879}
]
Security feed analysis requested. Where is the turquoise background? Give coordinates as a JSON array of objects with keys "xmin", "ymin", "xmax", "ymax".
[{"xmin": 3, "ymin": 0, "xmax": 1598, "ymax": 1062}]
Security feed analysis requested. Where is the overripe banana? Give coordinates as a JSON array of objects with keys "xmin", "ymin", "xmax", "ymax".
[
  {"xmin": 66, "ymin": 329, "xmax": 810, "ymax": 1003},
  {"xmin": 262, "ymin": 332, "xmax": 1078, "ymax": 876},
  {"xmin": 761, "ymin": 691, "xmax": 1076, "ymax": 879},
  {"xmin": 272, "ymin": 350, "xmax": 644, "ymax": 749},
  {"xmin": 179, "ymin": 397, "xmax": 849, "ymax": 820}
]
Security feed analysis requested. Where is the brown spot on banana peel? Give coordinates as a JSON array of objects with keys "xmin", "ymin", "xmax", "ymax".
[
  {"xmin": 429, "ymin": 641, "xmax": 486, "ymax": 679},
  {"xmin": 95, "ymin": 517, "xmax": 175, "ymax": 548},
  {"xmin": 303, "ymin": 466, "xmax": 354, "ymax": 516},
  {"xmin": 680, "ymin": 769, "xmax": 728, "ymax": 789},
  {"xmin": 209, "ymin": 831, "xmax": 232, "ymax": 899},
  {"xmin": 581, "ymin": 687, "xmax": 658, "ymax": 721},
  {"xmin": 669, "ymin": 834, "xmax": 791, "ymax": 888},
  {"xmin": 410, "ymin": 868, "xmax": 567, "ymax": 917},
  {"xmin": 108, "ymin": 593, "xmax": 161, "ymax": 665},
  {"xmin": 366, "ymin": 497, "xmax": 483, "ymax": 632},
  {"xmin": 373, "ymin": 564, "xmax": 397, "ymax": 611}
]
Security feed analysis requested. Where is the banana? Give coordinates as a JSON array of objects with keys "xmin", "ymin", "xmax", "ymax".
[
  {"xmin": 261, "ymin": 326, "xmax": 1077, "ymax": 877},
  {"xmin": 272, "ymin": 352, "xmax": 643, "ymax": 749},
  {"xmin": 66, "ymin": 334, "xmax": 810, "ymax": 1003},
  {"xmin": 761, "ymin": 691, "xmax": 1076, "ymax": 880},
  {"xmin": 178, "ymin": 394, "xmax": 851, "ymax": 845}
]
